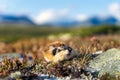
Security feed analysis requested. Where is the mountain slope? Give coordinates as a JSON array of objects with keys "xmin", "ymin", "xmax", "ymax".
[
  {"xmin": 38, "ymin": 16, "xmax": 119, "ymax": 26},
  {"xmin": 0, "ymin": 14, "xmax": 35, "ymax": 25}
]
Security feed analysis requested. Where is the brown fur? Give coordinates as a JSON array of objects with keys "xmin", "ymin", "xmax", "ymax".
[
  {"xmin": 48, "ymin": 41, "xmax": 65, "ymax": 47},
  {"xmin": 43, "ymin": 50, "xmax": 54, "ymax": 62}
]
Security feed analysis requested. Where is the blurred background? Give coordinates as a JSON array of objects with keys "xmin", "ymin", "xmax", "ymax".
[{"xmin": 0, "ymin": 0, "xmax": 120, "ymax": 43}]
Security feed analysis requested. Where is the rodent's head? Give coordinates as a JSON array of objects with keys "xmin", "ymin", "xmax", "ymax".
[{"xmin": 43, "ymin": 41, "xmax": 78, "ymax": 63}]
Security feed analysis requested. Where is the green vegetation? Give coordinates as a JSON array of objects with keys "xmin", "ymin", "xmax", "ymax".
[{"xmin": 0, "ymin": 25, "xmax": 120, "ymax": 43}]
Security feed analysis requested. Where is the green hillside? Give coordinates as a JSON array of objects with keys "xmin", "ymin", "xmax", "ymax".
[{"xmin": 0, "ymin": 25, "xmax": 120, "ymax": 43}]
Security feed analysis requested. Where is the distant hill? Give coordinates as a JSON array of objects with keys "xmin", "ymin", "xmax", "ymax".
[
  {"xmin": 84, "ymin": 16, "xmax": 118, "ymax": 26},
  {"xmin": 0, "ymin": 14, "xmax": 35, "ymax": 25},
  {"xmin": 38, "ymin": 16, "xmax": 119, "ymax": 27},
  {"xmin": 0, "ymin": 14, "xmax": 119, "ymax": 26}
]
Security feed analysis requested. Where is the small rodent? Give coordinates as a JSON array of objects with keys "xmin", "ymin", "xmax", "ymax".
[{"xmin": 43, "ymin": 41, "xmax": 78, "ymax": 63}]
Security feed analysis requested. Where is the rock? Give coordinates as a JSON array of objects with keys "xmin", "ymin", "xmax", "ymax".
[{"xmin": 88, "ymin": 48, "xmax": 120, "ymax": 76}]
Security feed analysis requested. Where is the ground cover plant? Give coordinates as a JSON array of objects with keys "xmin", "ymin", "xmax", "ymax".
[{"xmin": 0, "ymin": 25, "xmax": 120, "ymax": 79}]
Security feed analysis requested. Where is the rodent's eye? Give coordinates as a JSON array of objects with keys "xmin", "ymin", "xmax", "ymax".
[
  {"xmin": 68, "ymin": 47, "xmax": 72, "ymax": 53},
  {"xmin": 52, "ymin": 48, "xmax": 57, "ymax": 55}
]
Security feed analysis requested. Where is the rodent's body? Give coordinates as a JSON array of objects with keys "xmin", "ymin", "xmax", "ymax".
[{"xmin": 43, "ymin": 41, "xmax": 78, "ymax": 63}]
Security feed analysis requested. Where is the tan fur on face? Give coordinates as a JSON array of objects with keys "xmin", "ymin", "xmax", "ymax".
[{"xmin": 43, "ymin": 41, "xmax": 78, "ymax": 63}]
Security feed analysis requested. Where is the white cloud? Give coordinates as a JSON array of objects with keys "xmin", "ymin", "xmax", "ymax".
[
  {"xmin": 35, "ymin": 9, "xmax": 69, "ymax": 24},
  {"xmin": 35, "ymin": 3, "xmax": 120, "ymax": 25},
  {"xmin": 0, "ymin": 4, "xmax": 7, "ymax": 12},
  {"xmin": 75, "ymin": 14, "xmax": 88, "ymax": 22},
  {"xmin": 108, "ymin": 2, "xmax": 120, "ymax": 20}
]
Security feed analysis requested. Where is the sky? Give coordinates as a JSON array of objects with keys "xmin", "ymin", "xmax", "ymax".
[{"xmin": 0, "ymin": 0, "xmax": 120, "ymax": 24}]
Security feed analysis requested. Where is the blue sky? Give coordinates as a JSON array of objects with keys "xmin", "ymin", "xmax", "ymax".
[{"xmin": 0, "ymin": 0, "xmax": 120, "ymax": 24}]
